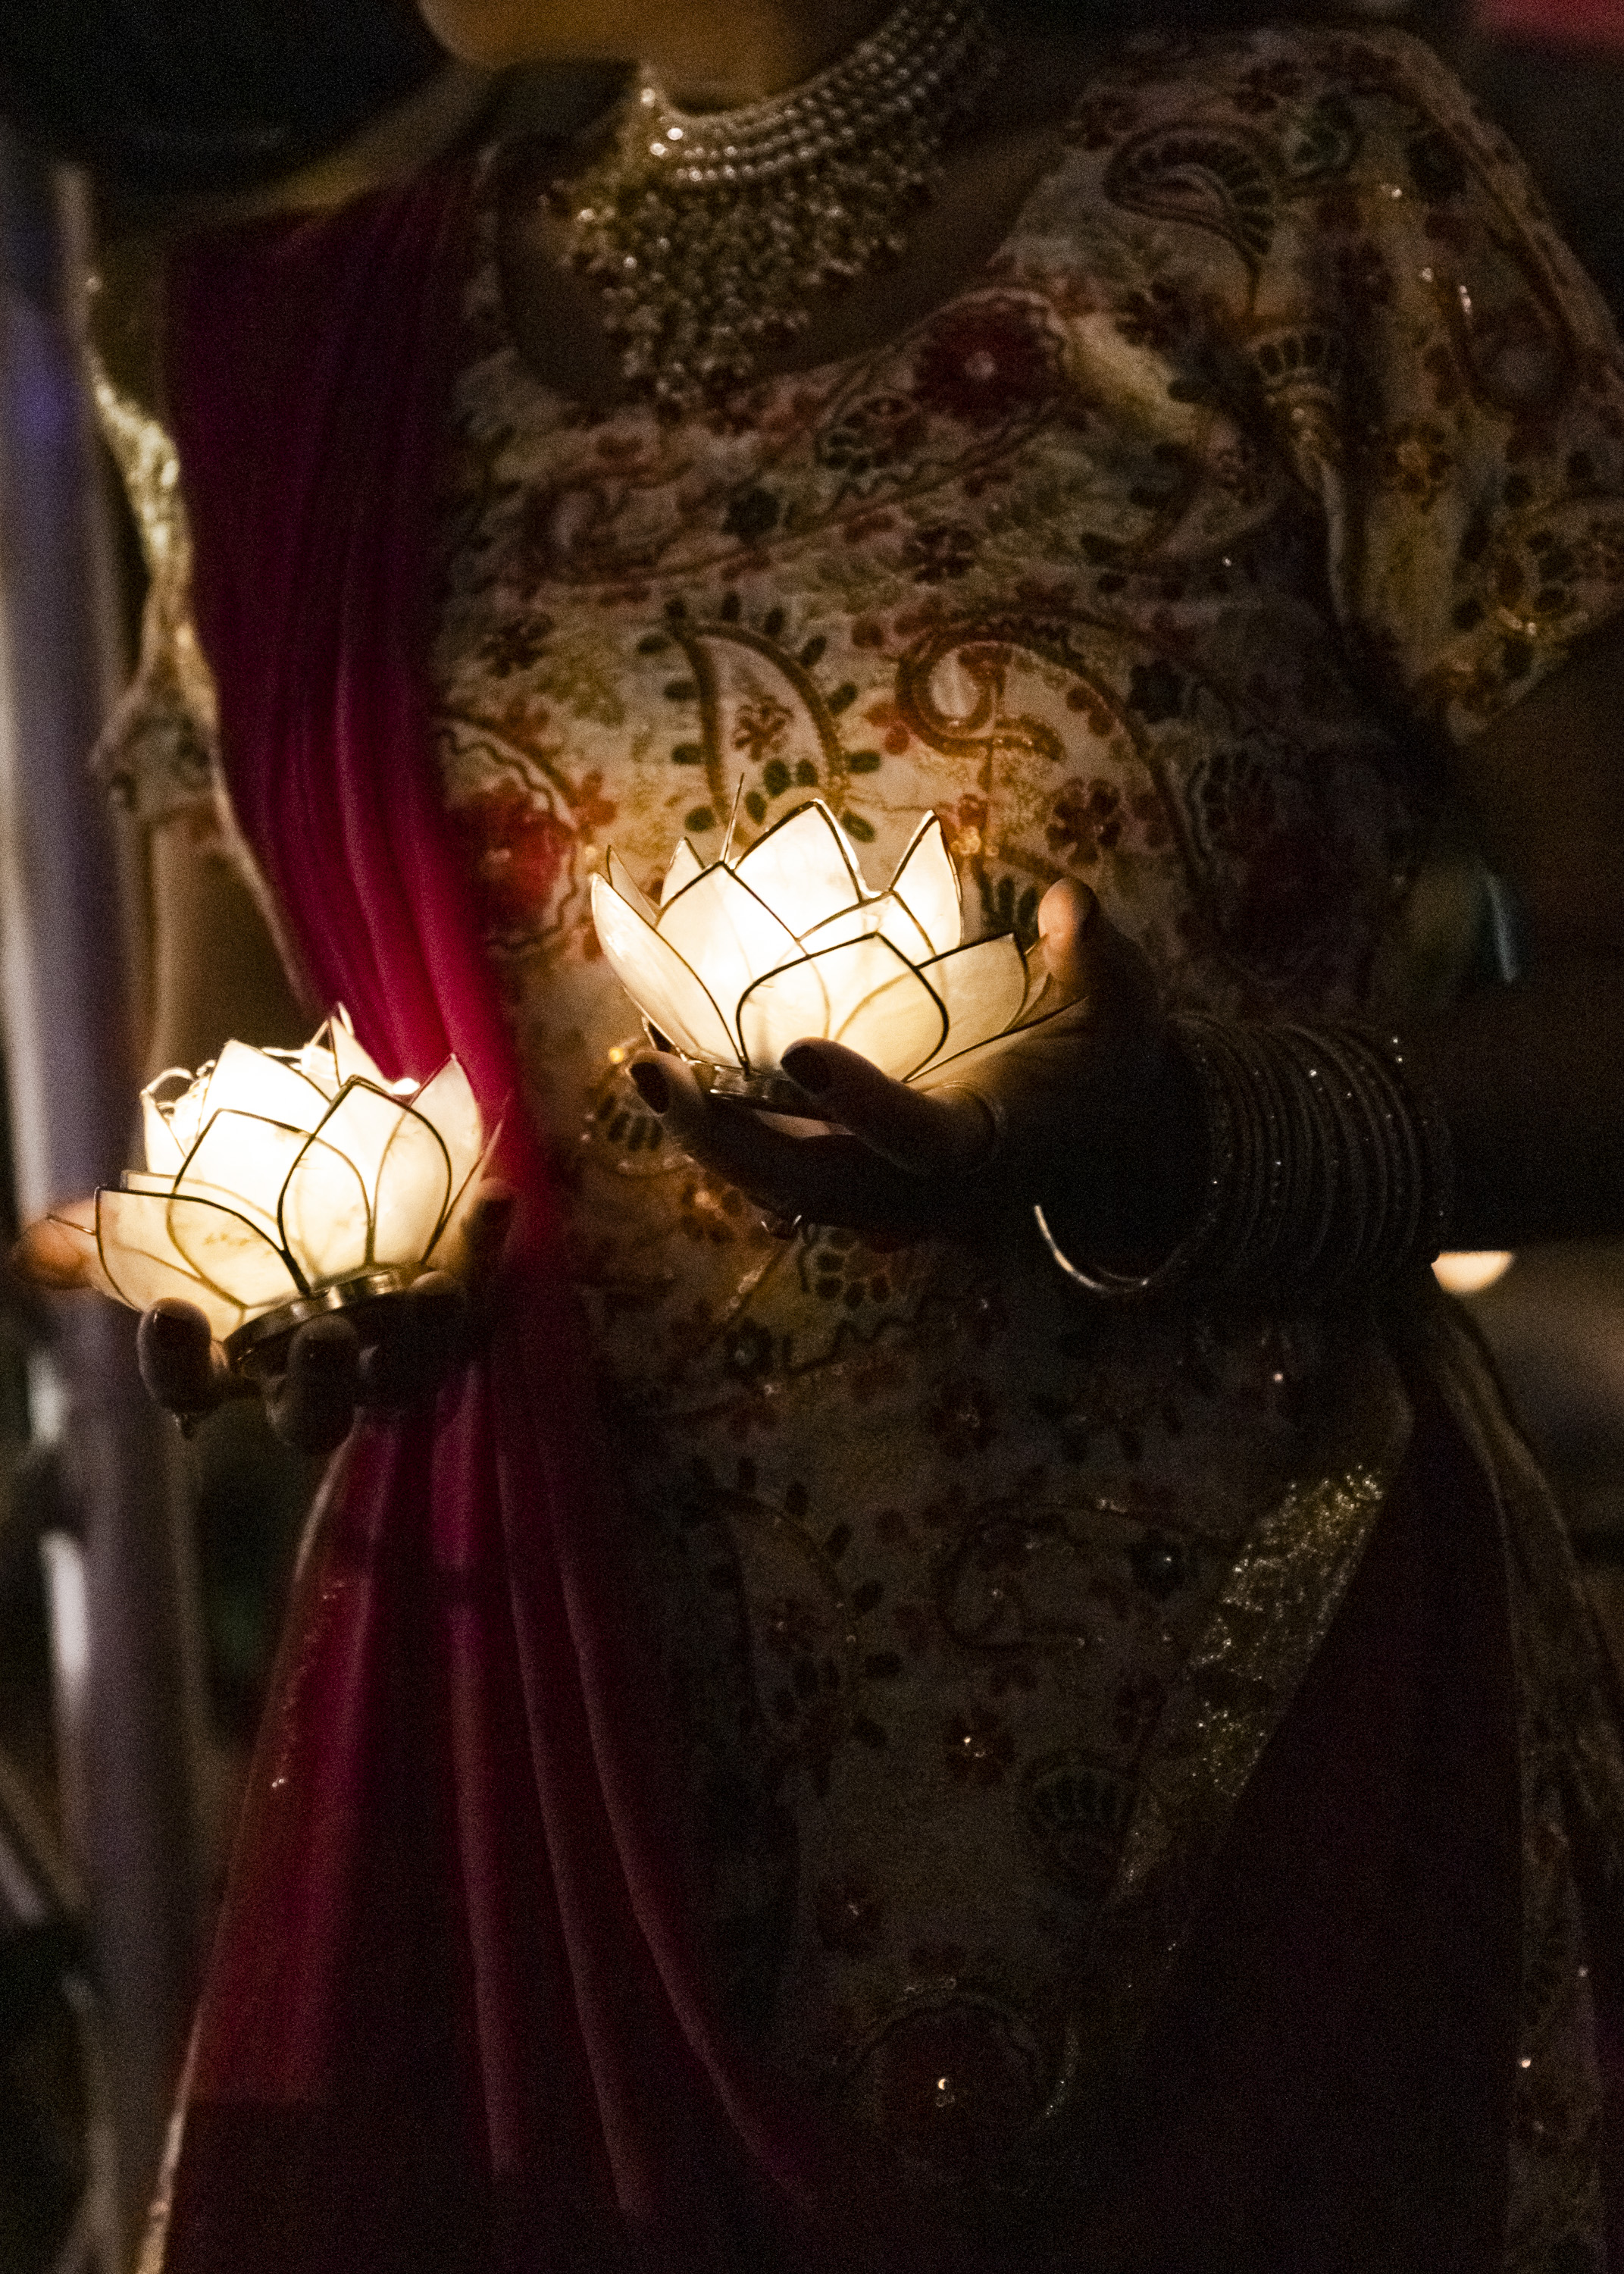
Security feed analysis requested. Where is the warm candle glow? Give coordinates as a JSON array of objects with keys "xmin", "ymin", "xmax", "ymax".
[
  {"xmin": 591, "ymin": 800, "xmax": 1052, "ymax": 1083},
  {"xmin": 49, "ymin": 1009, "xmax": 490, "ymax": 1348}
]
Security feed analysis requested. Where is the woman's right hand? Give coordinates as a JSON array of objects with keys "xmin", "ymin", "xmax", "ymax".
[{"xmin": 12, "ymin": 1184, "xmax": 515, "ymax": 1453}]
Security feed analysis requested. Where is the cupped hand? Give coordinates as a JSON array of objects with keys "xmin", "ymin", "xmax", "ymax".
[
  {"xmin": 14, "ymin": 1182, "xmax": 516, "ymax": 1455},
  {"xmin": 628, "ymin": 880, "xmax": 1207, "ymax": 1262}
]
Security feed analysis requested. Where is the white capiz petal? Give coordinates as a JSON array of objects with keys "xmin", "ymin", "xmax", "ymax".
[
  {"xmin": 141, "ymin": 1092, "xmax": 186, "ymax": 1176},
  {"xmin": 737, "ymin": 956, "xmax": 834, "ymax": 1073},
  {"xmin": 833, "ymin": 957, "xmax": 948, "ymax": 1082},
  {"xmin": 408, "ymin": 1059, "xmax": 485, "ymax": 1223},
  {"xmin": 656, "ymin": 866, "xmax": 803, "ymax": 1058},
  {"xmin": 606, "ymin": 848, "xmax": 658, "ymax": 927},
  {"xmin": 177, "ymin": 1111, "xmax": 305, "ymax": 1236},
  {"xmin": 591, "ymin": 872, "xmax": 739, "ymax": 1063},
  {"xmin": 758, "ymin": 935, "xmax": 947, "ymax": 1079},
  {"xmin": 1014, "ymin": 954, "xmax": 1059, "ymax": 1028},
  {"xmin": 279, "ymin": 1133, "xmax": 373, "ymax": 1287},
  {"xmin": 887, "ymin": 814, "xmax": 961, "ymax": 956},
  {"xmin": 94, "ymin": 1192, "xmax": 244, "ymax": 1339},
  {"xmin": 371, "ymin": 1107, "xmax": 452, "ymax": 1271},
  {"xmin": 916, "ymin": 935, "xmax": 1031, "ymax": 1071},
  {"xmin": 47, "ymin": 1206, "xmax": 121, "ymax": 1305},
  {"xmin": 731, "ymin": 803, "xmax": 865, "ymax": 938},
  {"xmin": 424, "ymin": 1122, "xmax": 503, "ymax": 1277},
  {"xmin": 295, "ymin": 1022, "xmax": 343, "ymax": 1098},
  {"xmin": 661, "ymin": 839, "xmax": 704, "ymax": 904},
  {"xmin": 799, "ymin": 890, "xmax": 934, "ymax": 966},
  {"xmin": 164, "ymin": 1193, "xmax": 303, "ymax": 1308},
  {"xmin": 330, "ymin": 1017, "xmax": 390, "ymax": 1095},
  {"xmin": 194, "ymin": 1038, "xmax": 332, "ymax": 1136},
  {"xmin": 161, "ymin": 1073, "xmax": 208, "ymax": 1157},
  {"xmin": 796, "ymin": 931, "xmax": 927, "ymax": 1042},
  {"xmin": 310, "ymin": 1082, "xmax": 412, "ymax": 1205}
]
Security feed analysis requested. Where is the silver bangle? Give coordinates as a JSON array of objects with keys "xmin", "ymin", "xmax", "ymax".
[{"xmin": 1034, "ymin": 1012, "xmax": 1453, "ymax": 1302}]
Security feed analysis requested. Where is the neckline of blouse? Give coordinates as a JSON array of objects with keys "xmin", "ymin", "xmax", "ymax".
[{"xmin": 468, "ymin": 64, "xmax": 1105, "ymax": 433}]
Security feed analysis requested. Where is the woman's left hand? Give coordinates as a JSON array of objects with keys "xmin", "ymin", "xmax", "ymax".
[{"xmin": 627, "ymin": 879, "xmax": 1207, "ymax": 1263}]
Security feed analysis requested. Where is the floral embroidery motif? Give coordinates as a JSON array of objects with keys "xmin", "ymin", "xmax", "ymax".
[{"xmin": 909, "ymin": 295, "xmax": 1063, "ymax": 429}]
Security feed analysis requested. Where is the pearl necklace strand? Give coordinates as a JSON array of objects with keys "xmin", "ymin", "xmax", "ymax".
[{"xmin": 559, "ymin": 0, "xmax": 1000, "ymax": 415}]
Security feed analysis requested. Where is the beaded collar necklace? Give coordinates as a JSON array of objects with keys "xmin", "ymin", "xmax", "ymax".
[{"xmin": 558, "ymin": 0, "xmax": 1000, "ymax": 415}]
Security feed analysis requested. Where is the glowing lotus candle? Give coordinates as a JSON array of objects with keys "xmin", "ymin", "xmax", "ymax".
[
  {"xmin": 49, "ymin": 1010, "xmax": 490, "ymax": 1367},
  {"xmin": 590, "ymin": 801, "xmax": 1049, "ymax": 1086}
]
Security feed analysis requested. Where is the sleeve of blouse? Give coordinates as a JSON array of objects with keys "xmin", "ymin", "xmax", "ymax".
[
  {"xmin": 88, "ymin": 334, "xmax": 224, "ymax": 831},
  {"xmin": 1253, "ymin": 29, "xmax": 1624, "ymax": 745}
]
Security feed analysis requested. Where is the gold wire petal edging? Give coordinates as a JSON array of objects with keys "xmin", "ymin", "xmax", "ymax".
[
  {"xmin": 592, "ymin": 799, "xmax": 1057, "ymax": 1086},
  {"xmin": 47, "ymin": 1008, "xmax": 493, "ymax": 1364}
]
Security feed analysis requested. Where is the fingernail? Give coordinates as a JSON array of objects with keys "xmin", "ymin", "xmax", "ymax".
[
  {"xmin": 781, "ymin": 1045, "xmax": 832, "ymax": 1095},
  {"xmin": 629, "ymin": 1060, "xmax": 669, "ymax": 1113}
]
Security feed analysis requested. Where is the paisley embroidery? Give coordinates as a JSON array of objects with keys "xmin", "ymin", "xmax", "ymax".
[
  {"xmin": 646, "ymin": 601, "xmax": 862, "ymax": 838},
  {"xmin": 1105, "ymin": 127, "xmax": 1279, "ymax": 270}
]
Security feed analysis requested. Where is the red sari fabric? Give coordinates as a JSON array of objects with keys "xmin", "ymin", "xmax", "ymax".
[
  {"xmin": 162, "ymin": 165, "xmax": 1560, "ymax": 2272},
  {"xmin": 164, "ymin": 167, "xmax": 828, "ymax": 2274}
]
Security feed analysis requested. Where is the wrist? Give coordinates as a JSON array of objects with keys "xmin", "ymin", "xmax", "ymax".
[
  {"xmin": 1035, "ymin": 1014, "xmax": 1453, "ymax": 1303},
  {"xmin": 1034, "ymin": 1029, "xmax": 1209, "ymax": 1273}
]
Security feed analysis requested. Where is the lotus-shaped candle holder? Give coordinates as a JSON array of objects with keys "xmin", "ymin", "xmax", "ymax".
[
  {"xmin": 49, "ymin": 1010, "xmax": 491, "ymax": 1371},
  {"xmin": 591, "ymin": 801, "xmax": 1050, "ymax": 1094}
]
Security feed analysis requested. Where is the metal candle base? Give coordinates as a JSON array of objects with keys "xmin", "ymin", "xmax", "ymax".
[
  {"xmin": 695, "ymin": 1061, "xmax": 816, "ymax": 1115},
  {"xmin": 223, "ymin": 1267, "xmax": 415, "ymax": 1378}
]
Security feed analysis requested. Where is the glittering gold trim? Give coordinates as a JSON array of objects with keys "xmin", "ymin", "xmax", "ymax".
[
  {"xmin": 89, "ymin": 356, "xmax": 217, "ymax": 719},
  {"xmin": 1116, "ymin": 1448, "xmax": 1405, "ymax": 1902},
  {"xmin": 978, "ymin": 1320, "xmax": 1413, "ymax": 2209}
]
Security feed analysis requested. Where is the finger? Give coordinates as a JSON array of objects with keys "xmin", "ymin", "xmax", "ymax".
[
  {"xmin": 628, "ymin": 1055, "xmax": 935, "ymax": 1231},
  {"xmin": 264, "ymin": 1315, "xmax": 361, "ymax": 1454},
  {"xmin": 358, "ymin": 1272, "xmax": 467, "ymax": 1408},
  {"xmin": 778, "ymin": 1041, "xmax": 993, "ymax": 1176},
  {"xmin": 1037, "ymin": 877, "xmax": 1098, "ymax": 995},
  {"xmin": 137, "ymin": 1298, "xmax": 225, "ymax": 1417},
  {"xmin": 1032, "ymin": 881, "xmax": 1165, "ymax": 1065}
]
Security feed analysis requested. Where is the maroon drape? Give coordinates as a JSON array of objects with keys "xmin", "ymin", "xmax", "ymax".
[{"xmin": 162, "ymin": 165, "xmax": 840, "ymax": 2274}]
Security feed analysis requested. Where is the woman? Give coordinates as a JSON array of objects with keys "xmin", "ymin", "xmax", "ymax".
[{"xmin": 17, "ymin": 0, "xmax": 1624, "ymax": 2265}]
